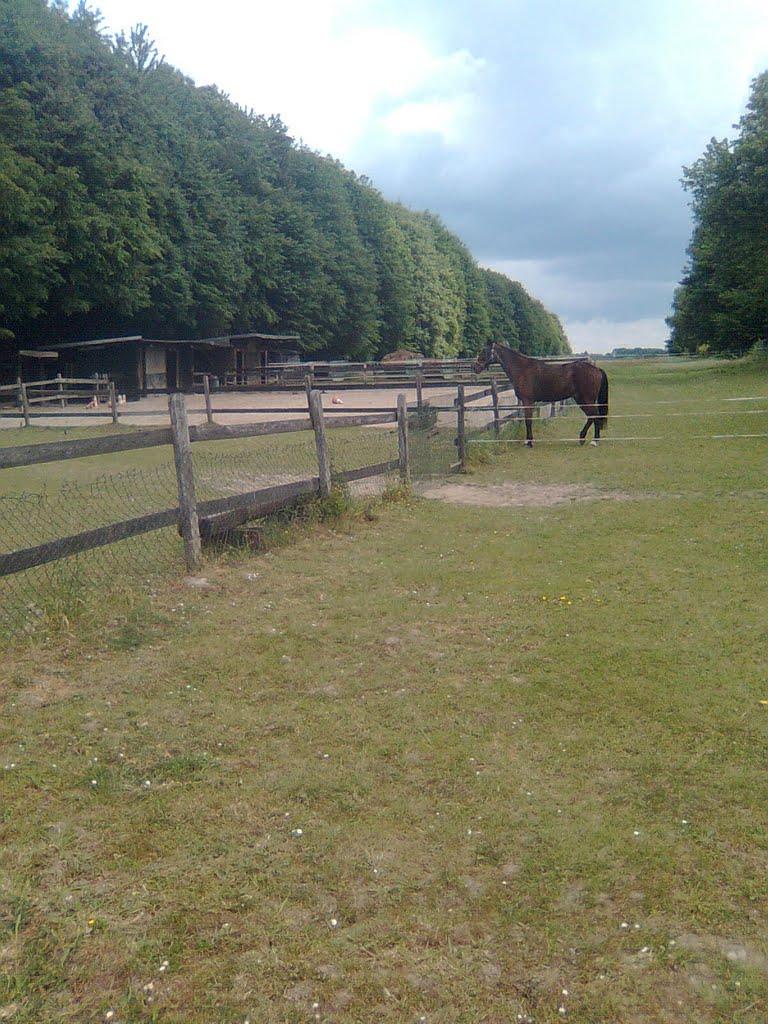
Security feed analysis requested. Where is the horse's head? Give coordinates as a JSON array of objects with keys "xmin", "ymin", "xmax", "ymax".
[{"xmin": 472, "ymin": 342, "xmax": 496, "ymax": 373}]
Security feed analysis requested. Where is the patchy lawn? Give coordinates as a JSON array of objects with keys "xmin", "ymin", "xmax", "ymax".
[{"xmin": 1, "ymin": 356, "xmax": 767, "ymax": 1023}]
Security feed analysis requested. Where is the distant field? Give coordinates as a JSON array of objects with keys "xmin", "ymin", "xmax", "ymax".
[{"xmin": 1, "ymin": 356, "xmax": 766, "ymax": 1023}]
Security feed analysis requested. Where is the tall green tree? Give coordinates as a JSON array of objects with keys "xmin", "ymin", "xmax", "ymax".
[
  {"xmin": 668, "ymin": 72, "xmax": 768, "ymax": 355},
  {"xmin": 345, "ymin": 175, "xmax": 418, "ymax": 357}
]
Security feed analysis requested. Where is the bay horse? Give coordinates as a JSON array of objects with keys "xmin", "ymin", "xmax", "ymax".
[{"xmin": 472, "ymin": 341, "xmax": 609, "ymax": 447}]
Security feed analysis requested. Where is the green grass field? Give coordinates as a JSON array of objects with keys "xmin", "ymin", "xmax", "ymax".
[{"xmin": 1, "ymin": 357, "xmax": 767, "ymax": 1023}]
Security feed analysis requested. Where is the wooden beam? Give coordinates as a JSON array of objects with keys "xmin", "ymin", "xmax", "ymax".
[
  {"xmin": 0, "ymin": 409, "xmax": 398, "ymax": 472},
  {"xmin": 456, "ymin": 384, "xmax": 467, "ymax": 471},
  {"xmin": 169, "ymin": 393, "xmax": 201, "ymax": 572},
  {"xmin": 0, "ymin": 428, "xmax": 173, "ymax": 470},
  {"xmin": 397, "ymin": 393, "xmax": 410, "ymax": 484},
  {"xmin": 309, "ymin": 390, "xmax": 332, "ymax": 496},
  {"xmin": 0, "ymin": 508, "xmax": 179, "ymax": 577},
  {"xmin": 189, "ymin": 419, "xmax": 311, "ymax": 442}
]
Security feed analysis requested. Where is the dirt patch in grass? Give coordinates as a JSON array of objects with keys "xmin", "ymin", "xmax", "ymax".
[
  {"xmin": 12, "ymin": 673, "xmax": 77, "ymax": 708},
  {"xmin": 676, "ymin": 934, "xmax": 768, "ymax": 974},
  {"xmin": 418, "ymin": 480, "xmax": 636, "ymax": 507}
]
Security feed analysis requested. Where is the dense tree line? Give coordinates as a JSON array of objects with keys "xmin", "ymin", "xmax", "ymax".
[
  {"xmin": 0, "ymin": 0, "xmax": 571, "ymax": 360},
  {"xmin": 608, "ymin": 347, "xmax": 666, "ymax": 359},
  {"xmin": 667, "ymin": 72, "xmax": 768, "ymax": 356}
]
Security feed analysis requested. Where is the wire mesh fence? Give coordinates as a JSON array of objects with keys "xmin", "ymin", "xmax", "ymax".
[
  {"xmin": 406, "ymin": 386, "xmax": 534, "ymax": 479},
  {"xmin": 0, "ymin": 404, "xmax": 411, "ymax": 645},
  {"xmin": 0, "ymin": 382, "xmax": 543, "ymax": 644},
  {"xmin": 0, "ymin": 459, "xmax": 181, "ymax": 643},
  {"xmin": 4, "ymin": 375, "xmax": 763, "ymax": 645}
]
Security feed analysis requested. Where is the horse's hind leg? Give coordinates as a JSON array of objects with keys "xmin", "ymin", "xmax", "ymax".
[
  {"xmin": 524, "ymin": 411, "xmax": 534, "ymax": 447},
  {"xmin": 579, "ymin": 405, "xmax": 600, "ymax": 446}
]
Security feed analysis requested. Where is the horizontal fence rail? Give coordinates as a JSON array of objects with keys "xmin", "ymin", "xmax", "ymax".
[{"xmin": 0, "ymin": 375, "xmax": 111, "ymax": 393}]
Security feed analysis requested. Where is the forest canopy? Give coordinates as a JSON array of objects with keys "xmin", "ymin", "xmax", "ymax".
[
  {"xmin": 0, "ymin": 0, "xmax": 572, "ymax": 360},
  {"xmin": 667, "ymin": 71, "xmax": 768, "ymax": 356}
]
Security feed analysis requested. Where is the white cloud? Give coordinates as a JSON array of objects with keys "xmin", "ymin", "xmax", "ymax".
[
  {"xmin": 564, "ymin": 318, "xmax": 669, "ymax": 355},
  {"xmin": 384, "ymin": 95, "xmax": 473, "ymax": 143},
  {"xmin": 93, "ymin": 1, "xmax": 485, "ymax": 154},
  {"xmin": 483, "ymin": 258, "xmax": 603, "ymax": 318}
]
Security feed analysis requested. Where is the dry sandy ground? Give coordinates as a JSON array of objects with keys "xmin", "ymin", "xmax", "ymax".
[
  {"xmin": 0, "ymin": 386, "xmax": 473, "ymax": 430},
  {"xmin": 418, "ymin": 480, "xmax": 635, "ymax": 508}
]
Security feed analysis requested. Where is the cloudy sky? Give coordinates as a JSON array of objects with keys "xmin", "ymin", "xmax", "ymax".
[{"xmin": 92, "ymin": 0, "xmax": 768, "ymax": 352}]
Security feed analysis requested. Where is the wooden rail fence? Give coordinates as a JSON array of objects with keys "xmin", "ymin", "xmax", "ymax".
[
  {"xmin": 0, "ymin": 379, "xmax": 565, "ymax": 578},
  {"xmin": 0, "ymin": 390, "xmax": 409, "ymax": 578},
  {"xmin": 0, "ymin": 375, "xmax": 117, "ymax": 425}
]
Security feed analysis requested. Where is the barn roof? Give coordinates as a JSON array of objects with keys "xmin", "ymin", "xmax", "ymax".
[{"xmin": 52, "ymin": 332, "xmax": 303, "ymax": 351}]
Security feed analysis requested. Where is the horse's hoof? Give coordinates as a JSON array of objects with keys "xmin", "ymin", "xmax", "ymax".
[
  {"xmin": 578, "ymin": 438, "xmax": 586, "ymax": 446},
  {"xmin": 525, "ymin": 441, "xmax": 533, "ymax": 448},
  {"xmin": 590, "ymin": 440, "xmax": 599, "ymax": 447}
]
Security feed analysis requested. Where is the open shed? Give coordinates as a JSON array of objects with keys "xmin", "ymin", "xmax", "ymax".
[
  {"xmin": 51, "ymin": 332, "xmax": 302, "ymax": 395},
  {"xmin": 54, "ymin": 336, "xmax": 195, "ymax": 396},
  {"xmin": 209, "ymin": 332, "xmax": 302, "ymax": 385}
]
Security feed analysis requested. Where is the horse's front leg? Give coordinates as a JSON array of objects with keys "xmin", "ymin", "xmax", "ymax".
[
  {"xmin": 579, "ymin": 417, "xmax": 600, "ymax": 446},
  {"xmin": 524, "ymin": 412, "xmax": 534, "ymax": 447}
]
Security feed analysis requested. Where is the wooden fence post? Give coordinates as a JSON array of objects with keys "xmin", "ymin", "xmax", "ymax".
[
  {"xmin": 308, "ymin": 389, "xmax": 332, "ymax": 496},
  {"xmin": 491, "ymin": 377, "xmax": 500, "ymax": 438},
  {"xmin": 109, "ymin": 382, "xmax": 119, "ymax": 425},
  {"xmin": 397, "ymin": 392, "xmax": 410, "ymax": 484},
  {"xmin": 169, "ymin": 393, "xmax": 201, "ymax": 572},
  {"xmin": 416, "ymin": 370, "xmax": 423, "ymax": 411},
  {"xmin": 456, "ymin": 384, "xmax": 467, "ymax": 471},
  {"xmin": 56, "ymin": 373, "xmax": 65, "ymax": 409},
  {"xmin": 20, "ymin": 383, "xmax": 31, "ymax": 427},
  {"xmin": 203, "ymin": 374, "xmax": 214, "ymax": 424}
]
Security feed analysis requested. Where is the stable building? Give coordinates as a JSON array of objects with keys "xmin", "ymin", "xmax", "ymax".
[{"xmin": 51, "ymin": 332, "xmax": 302, "ymax": 396}]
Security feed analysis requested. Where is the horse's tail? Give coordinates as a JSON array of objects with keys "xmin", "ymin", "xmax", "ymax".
[{"xmin": 596, "ymin": 370, "xmax": 609, "ymax": 430}]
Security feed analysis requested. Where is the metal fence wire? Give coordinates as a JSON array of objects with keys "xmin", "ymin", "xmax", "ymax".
[
  {"xmin": 0, "ymin": 463, "xmax": 183, "ymax": 642},
  {"xmin": 0, "ymin": 410, "xmax": 417, "ymax": 644}
]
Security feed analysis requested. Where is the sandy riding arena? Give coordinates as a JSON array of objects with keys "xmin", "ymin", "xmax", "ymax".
[{"xmin": 0, "ymin": 386, "xmax": 465, "ymax": 430}]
